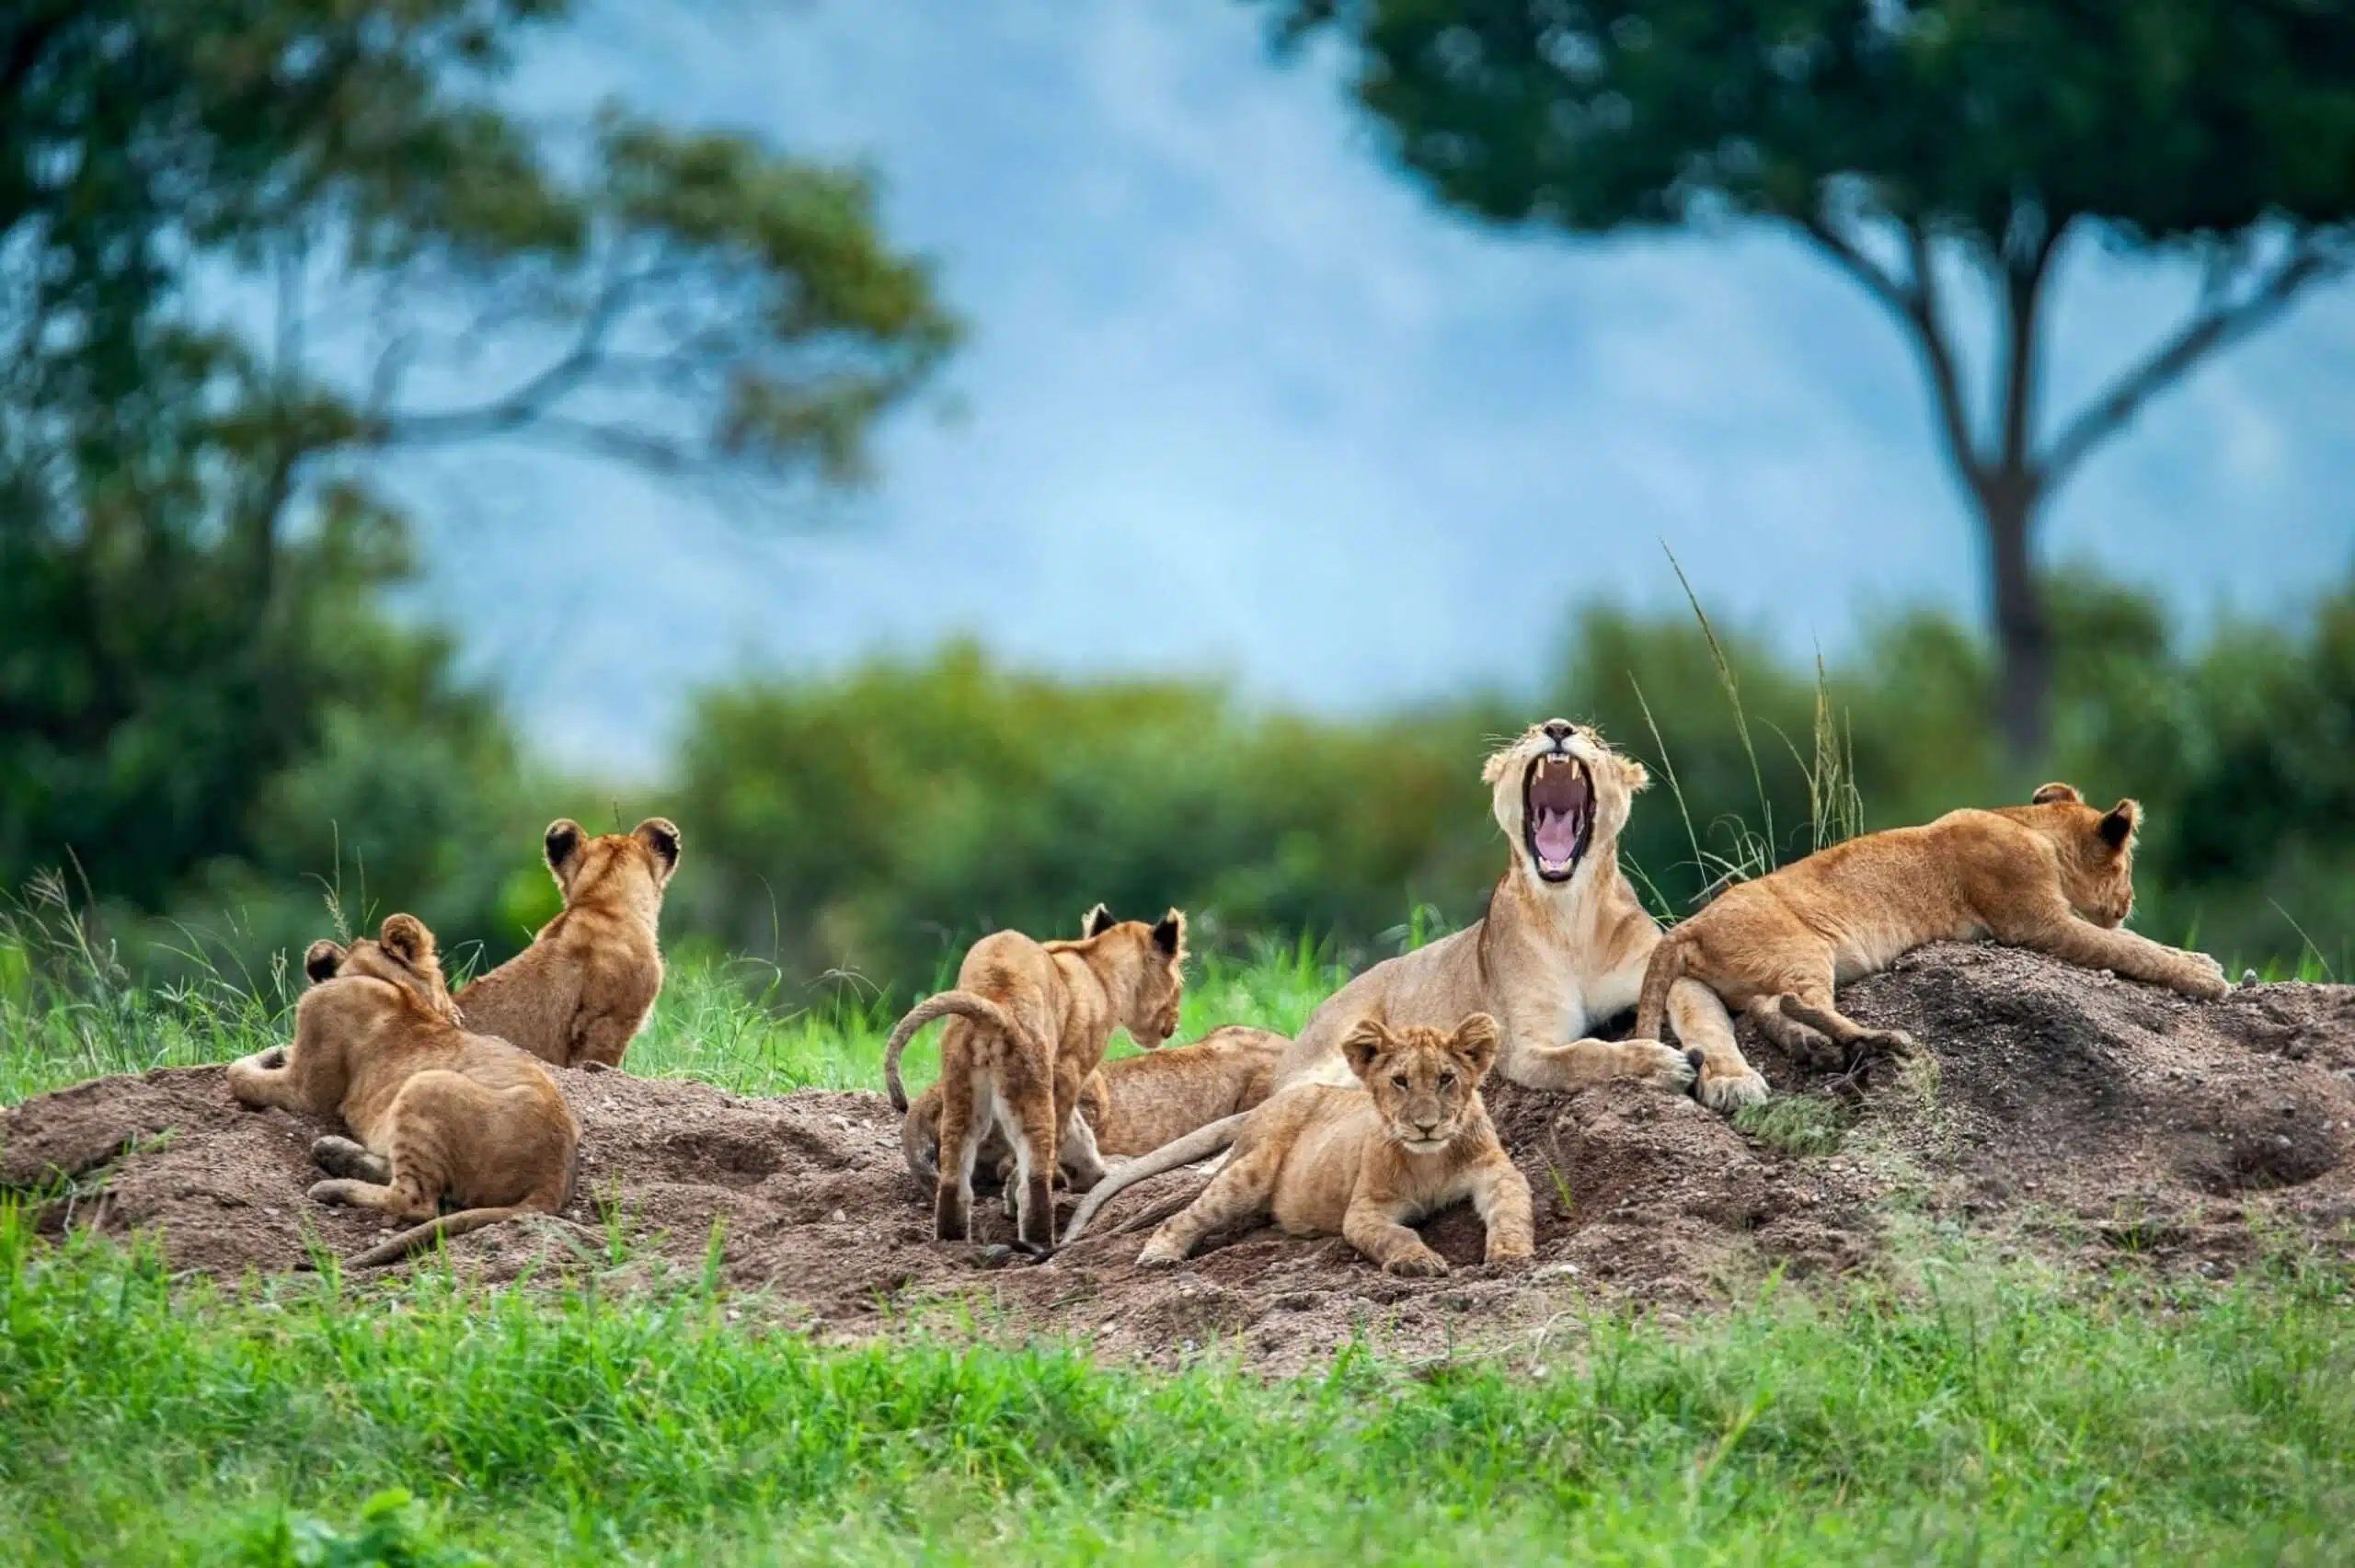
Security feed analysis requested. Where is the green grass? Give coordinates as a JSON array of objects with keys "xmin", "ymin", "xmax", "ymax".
[
  {"xmin": 0, "ymin": 1210, "xmax": 2349, "ymax": 1564},
  {"xmin": 5, "ymin": 905, "xmax": 2353, "ymax": 1562}
]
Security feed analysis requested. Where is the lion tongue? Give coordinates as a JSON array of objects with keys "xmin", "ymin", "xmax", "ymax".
[{"xmin": 1534, "ymin": 805, "xmax": 1581, "ymax": 865}]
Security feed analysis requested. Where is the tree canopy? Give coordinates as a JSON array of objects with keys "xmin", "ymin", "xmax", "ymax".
[
  {"xmin": 1260, "ymin": 0, "xmax": 2355, "ymax": 759},
  {"xmin": 0, "ymin": 0, "xmax": 957, "ymax": 908}
]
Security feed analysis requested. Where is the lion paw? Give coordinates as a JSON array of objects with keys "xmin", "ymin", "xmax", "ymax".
[
  {"xmin": 1384, "ymin": 1247, "xmax": 1451, "ymax": 1278},
  {"xmin": 1696, "ymin": 1066, "xmax": 1770, "ymax": 1114},
  {"xmin": 2176, "ymin": 955, "xmax": 2230, "ymax": 1001},
  {"xmin": 1136, "ymin": 1239, "xmax": 1185, "ymax": 1269},
  {"xmin": 1484, "ymin": 1241, "xmax": 1534, "ymax": 1266},
  {"xmin": 1626, "ymin": 1039, "xmax": 1698, "ymax": 1091}
]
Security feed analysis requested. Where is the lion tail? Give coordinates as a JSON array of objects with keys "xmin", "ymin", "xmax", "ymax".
[
  {"xmin": 882, "ymin": 990, "xmax": 1035, "ymax": 1112},
  {"xmin": 349, "ymin": 1206, "xmax": 546, "ymax": 1269},
  {"xmin": 1060, "ymin": 1111, "xmax": 1250, "ymax": 1246},
  {"xmin": 1634, "ymin": 933, "xmax": 1688, "ymax": 1043}
]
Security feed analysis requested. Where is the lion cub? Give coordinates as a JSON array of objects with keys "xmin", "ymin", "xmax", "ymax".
[
  {"xmin": 886, "ymin": 904, "xmax": 1187, "ymax": 1252},
  {"xmin": 226, "ymin": 913, "xmax": 580, "ymax": 1268},
  {"xmin": 1137, "ymin": 1013, "xmax": 1534, "ymax": 1278},
  {"xmin": 1635, "ymin": 783, "xmax": 2230, "ymax": 1067},
  {"xmin": 456, "ymin": 817, "xmax": 680, "ymax": 1070},
  {"xmin": 897, "ymin": 1024, "xmax": 1287, "ymax": 1188}
]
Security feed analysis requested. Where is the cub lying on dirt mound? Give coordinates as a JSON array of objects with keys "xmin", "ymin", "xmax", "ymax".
[
  {"xmin": 885, "ymin": 904, "xmax": 1187, "ymax": 1251},
  {"xmin": 897, "ymin": 1024, "xmax": 1287, "ymax": 1187},
  {"xmin": 454, "ymin": 817, "xmax": 680, "ymax": 1070},
  {"xmin": 1137, "ymin": 1013, "xmax": 1532, "ymax": 1277},
  {"xmin": 225, "ymin": 914, "xmax": 580, "ymax": 1268},
  {"xmin": 1635, "ymin": 783, "xmax": 2231, "ymax": 1067},
  {"xmin": 1063, "ymin": 719, "xmax": 1759, "ymax": 1244}
]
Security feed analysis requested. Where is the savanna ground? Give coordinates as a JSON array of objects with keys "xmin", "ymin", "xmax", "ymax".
[{"xmin": 2, "ymin": 898, "xmax": 2352, "ymax": 1566}]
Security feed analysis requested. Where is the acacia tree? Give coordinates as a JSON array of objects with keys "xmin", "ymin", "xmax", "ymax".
[
  {"xmin": 1261, "ymin": 0, "xmax": 2355, "ymax": 760},
  {"xmin": 0, "ymin": 1, "xmax": 956, "ymax": 902}
]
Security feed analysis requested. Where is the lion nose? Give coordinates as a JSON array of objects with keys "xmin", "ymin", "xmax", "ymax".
[
  {"xmin": 1543, "ymin": 719, "xmax": 1573, "ymax": 742},
  {"xmin": 1416, "ymin": 1118, "xmax": 1441, "ymax": 1136}
]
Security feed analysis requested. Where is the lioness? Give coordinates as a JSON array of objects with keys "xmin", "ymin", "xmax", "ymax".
[
  {"xmin": 1634, "ymin": 783, "xmax": 2231, "ymax": 1065},
  {"xmin": 226, "ymin": 914, "xmax": 580, "ymax": 1268},
  {"xmin": 897, "ymin": 1024, "xmax": 1287, "ymax": 1187},
  {"xmin": 454, "ymin": 817, "xmax": 680, "ymax": 1070},
  {"xmin": 1063, "ymin": 719, "xmax": 1761, "ymax": 1244},
  {"xmin": 888, "ymin": 904, "xmax": 1187, "ymax": 1251},
  {"xmin": 1136, "ymin": 1013, "xmax": 1533, "ymax": 1277}
]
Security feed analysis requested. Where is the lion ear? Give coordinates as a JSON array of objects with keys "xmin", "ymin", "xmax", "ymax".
[
  {"xmin": 1340, "ymin": 1017, "xmax": 1390, "ymax": 1083},
  {"xmin": 1450, "ymin": 1013, "xmax": 1500, "ymax": 1079},
  {"xmin": 303, "ymin": 940, "xmax": 346, "ymax": 985},
  {"xmin": 1619, "ymin": 757, "xmax": 1651, "ymax": 795},
  {"xmin": 378, "ymin": 914, "xmax": 434, "ymax": 967},
  {"xmin": 2097, "ymin": 799, "xmax": 2139, "ymax": 851},
  {"xmin": 1479, "ymin": 746, "xmax": 1512, "ymax": 785},
  {"xmin": 1082, "ymin": 903, "xmax": 1116, "ymax": 939},
  {"xmin": 544, "ymin": 819, "xmax": 585, "ymax": 880},
  {"xmin": 632, "ymin": 818, "xmax": 682, "ymax": 882},
  {"xmin": 2031, "ymin": 782, "xmax": 2084, "ymax": 806},
  {"xmin": 1151, "ymin": 910, "xmax": 1186, "ymax": 957}
]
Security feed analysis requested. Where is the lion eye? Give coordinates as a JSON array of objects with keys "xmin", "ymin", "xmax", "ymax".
[
  {"xmin": 1391, "ymin": 1074, "xmax": 1409, "ymax": 1090},
  {"xmin": 1438, "ymin": 1072, "xmax": 1456, "ymax": 1089}
]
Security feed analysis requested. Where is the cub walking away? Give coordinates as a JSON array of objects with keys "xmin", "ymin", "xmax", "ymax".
[
  {"xmin": 455, "ymin": 817, "xmax": 680, "ymax": 1070},
  {"xmin": 886, "ymin": 905, "xmax": 1188, "ymax": 1252},
  {"xmin": 1137, "ymin": 1013, "xmax": 1533, "ymax": 1277},
  {"xmin": 226, "ymin": 914, "xmax": 580, "ymax": 1267},
  {"xmin": 1634, "ymin": 783, "xmax": 2230, "ymax": 1067}
]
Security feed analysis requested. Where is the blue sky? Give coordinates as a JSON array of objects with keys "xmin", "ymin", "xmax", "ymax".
[{"xmin": 380, "ymin": 3, "xmax": 2355, "ymax": 773}]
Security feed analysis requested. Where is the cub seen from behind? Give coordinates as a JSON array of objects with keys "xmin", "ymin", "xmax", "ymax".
[
  {"xmin": 1137, "ymin": 1013, "xmax": 1534, "ymax": 1278},
  {"xmin": 226, "ymin": 914, "xmax": 580, "ymax": 1268},
  {"xmin": 888, "ymin": 905, "xmax": 1187, "ymax": 1253},
  {"xmin": 457, "ymin": 817, "xmax": 680, "ymax": 1070}
]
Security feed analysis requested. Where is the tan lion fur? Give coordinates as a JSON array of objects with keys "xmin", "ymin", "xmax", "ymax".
[
  {"xmin": 225, "ymin": 914, "xmax": 580, "ymax": 1268},
  {"xmin": 1634, "ymin": 782, "xmax": 2229, "ymax": 1065},
  {"xmin": 893, "ymin": 903, "xmax": 1188, "ymax": 1251},
  {"xmin": 897, "ymin": 1024, "xmax": 1287, "ymax": 1188},
  {"xmin": 1061, "ymin": 719, "xmax": 1761, "ymax": 1245},
  {"xmin": 1136, "ymin": 1013, "xmax": 1534, "ymax": 1276},
  {"xmin": 454, "ymin": 817, "xmax": 680, "ymax": 1070}
]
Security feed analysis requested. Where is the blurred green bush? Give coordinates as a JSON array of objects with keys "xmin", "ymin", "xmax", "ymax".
[{"xmin": 10, "ymin": 557, "xmax": 2349, "ymax": 994}]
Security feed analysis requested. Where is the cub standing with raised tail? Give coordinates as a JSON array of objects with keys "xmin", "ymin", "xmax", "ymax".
[
  {"xmin": 225, "ymin": 913, "xmax": 580, "ymax": 1268},
  {"xmin": 1634, "ymin": 783, "xmax": 2231, "ymax": 1068},
  {"xmin": 456, "ymin": 817, "xmax": 681, "ymax": 1070},
  {"xmin": 886, "ymin": 905, "xmax": 1187, "ymax": 1253},
  {"xmin": 1136, "ymin": 1013, "xmax": 1533, "ymax": 1277}
]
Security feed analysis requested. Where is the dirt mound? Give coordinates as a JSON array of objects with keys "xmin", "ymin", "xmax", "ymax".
[{"xmin": 6, "ymin": 944, "xmax": 2353, "ymax": 1371}]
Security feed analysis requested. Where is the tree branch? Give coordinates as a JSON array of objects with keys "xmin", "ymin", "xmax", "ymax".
[
  {"xmin": 371, "ymin": 264, "xmax": 641, "ymax": 447},
  {"xmin": 1995, "ymin": 218, "xmax": 2066, "ymax": 487},
  {"xmin": 1800, "ymin": 213, "xmax": 1987, "ymax": 495},
  {"xmin": 2041, "ymin": 235, "xmax": 2351, "ymax": 486}
]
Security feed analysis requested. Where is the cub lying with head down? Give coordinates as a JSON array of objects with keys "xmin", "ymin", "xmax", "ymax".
[
  {"xmin": 455, "ymin": 817, "xmax": 680, "ymax": 1070},
  {"xmin": 884, "ymin": 904, "xmax": 1187, "ymax": 1252},
  {"xmin": 226, "ymin": 914, "xmax": 580, "ymax": 1268},
  {"xmin": 1136, "ymin": 1013, "xmax": 1533, "ymax": 1277},
  {"xmin": 1635, "ymin": 783, "xmax": 2230, "ymax": 1067},
  {"xmin": 896, "ymin": 1024, "xmax": 1287, "ymax": 1189}
]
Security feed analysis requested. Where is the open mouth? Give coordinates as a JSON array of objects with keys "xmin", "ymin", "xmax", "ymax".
[{"xmin": 1523, "ymin": 752, "xmax": 1593, "ymax": 883}]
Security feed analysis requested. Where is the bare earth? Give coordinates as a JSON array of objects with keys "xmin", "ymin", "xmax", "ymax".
[{"xmin": 6, "ymin": 944, "xmax": 2353, "ymax": 1373}]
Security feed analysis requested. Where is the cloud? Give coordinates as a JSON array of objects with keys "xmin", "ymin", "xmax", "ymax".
[{"xmin": 379, "ymin": 2, "xmax": 2355, "ymax": 773}]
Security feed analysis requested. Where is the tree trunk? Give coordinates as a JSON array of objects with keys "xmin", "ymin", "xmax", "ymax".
[{"xmin": 1981, "ymin": 478, "xmax": 2050, "ymax": 765}]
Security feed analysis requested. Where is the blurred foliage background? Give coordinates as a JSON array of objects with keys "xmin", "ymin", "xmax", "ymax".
[{"xmin": 2, "ymin": 0, "xmax": 2350, "ymax": 1001}]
